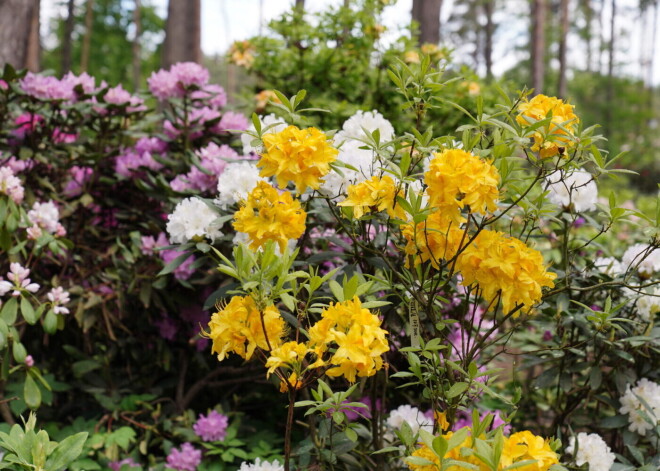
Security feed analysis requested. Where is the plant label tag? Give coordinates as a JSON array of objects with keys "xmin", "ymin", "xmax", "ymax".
[{"xmin": 409, "ymin": 301, "xmax": 421, "ymax": 348}]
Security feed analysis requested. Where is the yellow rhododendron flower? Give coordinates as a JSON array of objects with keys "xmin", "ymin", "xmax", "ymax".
[
  {"xmin": 233, "ymin": 181, "xmax": 306, "ymax": 252},
  {"xmin": 404, "ymin": 51, "xmax": 421, "ymax": 64},
  {"xmin": 279, "ymin": 372, "xmax": 304, "ymax": 393},
  {"xmin": 338, "ymin": 175, "xmax": 406, "ymax": 220},
  {"xmin": 258, "ymin": 125, "xmax": 338, "ymax": 194},
  {"xmin": 206, "ymin": 295, "xmax": 285, "ymax": 362},
  {"xmin": 228, "ymin": 40, "xmax": 256, "ymax": 68},
  {"xmin": 516, "ymin": 94, "xmax": 579, "ymax": 158},
  {"xmin": 308, "ymin": 297, "xmax": 389, "ymax": 383},
  {"xmin": 424, "ymin": 149, "xmax": 500, "ymax": 223},
  {"xmin": 402, "ymin": 210, "xmax": 465, "ymax": 268},
  {"xmin": 504, "ymin": 431, "xmax": 559, "ymax": 471},
  {"xmin": 407, "ymin": 444, "xmax": 439, "ymax": 471},
  {"xmin": 456, "ymin": 230, "xmax": 556, "ymax": 314},
  {"xmin": 265, "ymin": 341, "xmax": 311, "ymax": 376},
  {"xmin": 255, "ymin": 89, "xmax": 281, "ymax": 109}
]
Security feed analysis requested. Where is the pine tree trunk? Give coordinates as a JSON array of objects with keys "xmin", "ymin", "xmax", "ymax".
[
  {"xmin": 558, "ymin": 0, "xmax": 570, "ymax": 97},
  {"xmin": 132, "ymin": 0, "xmax": 142, "ymax": 91},
  {"xmin": 163, "ymin": 0, "xmax": 202, "ymax": 67},
  {"xmin": 484, "ymin": 0, "xmax": 494, "ymax": 79},
  {"xmin": 0, "ymin": 0, "xmax": 40, "ymax": 70},
  {"xmin": 412, "ymin": 0, "xmax": 442, "ymax": 45},
  {"xmin": 295, "ymin": 0, "xmax": 304, "ymax": 11},
  {"xmin": 61, "ymin": 0, "xmax": 76, "ymax": 74},
  {"xmin": 531, "ymin": 0, "xmax": 546, "ymax": 95},
  {"xmin": 80, "ymin": 0, "xmax": 94, "ymax": 72}
]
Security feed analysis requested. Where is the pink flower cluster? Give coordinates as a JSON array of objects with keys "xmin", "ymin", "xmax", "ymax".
[
  {"xmin": 102, "ymin": 84, "xmax": 145, "ymax": 112},
  {"xmin": 27, "ymin": 200, "xmax": 65, "ymax": 237},
  {"xmin": 62, "ymin": 166, "xmax": 94, "ymax": 198},
  {"xmin": 165, "ymin": 443, "xmax": 202, "ymax": 471},
  {"xmin": 147, "ymin": 62, "xmax": 210, "ymax": 100},
  {"xmin": 0, "ymin": 263, "xmax": 40, "ymax": 297},
  {"xmin": 170, "ymin": 143, "xmax": 238, "ymax": 193},
  {"xmin": 47, "ymin": 286, "xmax": 71, "ymax": 314},
  {"xmin": 141, "ymin": 232, "xmax": 195, "ymax": 281},
  {"xmin": 19, "ymin": 71, "xmax": 96, "ymax": 101},
  {"xmin": 115, "ymin": 137, "xmax": 167, "ymax": 178},
  {"xmin": 193, "ymin": 410, "xmax": 229, "ymax": 442},
  {"xmin": 12, "ymin": 112, "xmax": 78, "ymax": 144}
]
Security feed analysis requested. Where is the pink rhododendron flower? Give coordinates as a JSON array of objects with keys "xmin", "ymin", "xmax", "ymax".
[{"xmin": 193, "ymin": 410, "xmax": 229, "ymax": 441}]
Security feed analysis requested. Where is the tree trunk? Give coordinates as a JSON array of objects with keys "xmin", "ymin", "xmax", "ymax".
[
  {"xmin": 412, "ymin": 0, "xmax": 442, "ymax": 45},
  {"xmin": 162, "ymin": 0, "xmax": 202, "ymax": 67},
  {"xmin": 61, "ymin": 0, "xmax": 76, "ymax": 74},
  {"xmin": 531, "ymin": 0, "xmax": 546, "ymax": 95},
  {"xmin": 132, "ymin": 0, "xmax": 142, "ymax": 91},
  {"xmin": 0, "ymin": 0, "xmax": 40, "ymax": 70},
  {"xmin": 295, "ymin": 0, "xmax": 304, "ymax": 11},
  {"xmin": 604, "ymin": 0, "xmax": 615, "ymax": 138},
  {"xmin": 484, "ymin": 0, "xmax": 494, "ymax": 79},
  {"xmin": 80, "ymin": 0, "xmax": 94, "ymax": 72},
  {"xmin": 584, "ymin": 0, "xmax": 592, "ymax": 71},
  {"xmin": 558, "ymin": 0, "xmax": 570, "ymax": 97}
]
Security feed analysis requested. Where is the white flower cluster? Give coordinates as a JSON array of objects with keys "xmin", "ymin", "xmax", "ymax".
[
  {"xmin": 593, "ymin": 257, "xmax": 624, "ymax": 277},
  {"xmin": 0, "ymin": 166, "xmax": 25, "ymax": 203},
  {"xmin": 241, "ymin": 113, "xmax": 287, "ymax": 155},
  {"xmin": 320, "ymin": 110, "xmax": 395, "ymax": 198},
  {"xmin": 238, "ymin": 458, "xmax": 284, "ymax": 471},
  {"xmin": 635, "ymin": 286, "xmax": 660, "ymax": 322},
  {"xmin": 27, "ymin": 200, "xmax": 62, "ymax": 234},
  {"xmin": 565, "ymin": 432, "xmax": 615, "ymax": 471},
  {"xmin": 386, "ymin": 405, "xmax": 433, "ymax": 436},
  {"xmin": 215, "ymin": 162, "xmax": 266, "ymax": 208},
  {"xmin": 166, "ymin": 197, "xmax": 223, "ymax": 244},
  {"xmin": 47, "ymin": 286, "xmax": 71, "ymax": 315},
  {"xmin": 546, "ymin": 169, "xmax": 598, "ymax": 212},
  {"xmin": 622, "ymin": 243, "xmax": 660, "ymax": 278},
  {"xmin": 619, "ymin": 377, "xmax": 660, "ymax": 436}
]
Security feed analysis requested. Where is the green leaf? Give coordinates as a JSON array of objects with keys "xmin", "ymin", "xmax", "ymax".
[
  {"xmin": 1, "ymin": 297, "xmax": 18, "ymax": 325},
  {"xmin": 20, "ymin": 297, "xmax": 37, "ymax": 324},
  {"xmin": 23, "ymin": 374, "xmax": 41, "ymax": 410},
  {"xmin": 157, "ymin": 251, "xmax": 192, "ymax": 276},
  {"xmin": 45, "ymin": 432, "xmax": 88, "ymax": 471},
  {"xmin": 446, "ymin": 382, "xmax": 469, "ymax": 399}
]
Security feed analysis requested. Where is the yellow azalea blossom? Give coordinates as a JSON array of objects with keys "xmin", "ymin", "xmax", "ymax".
[
  {"xmin": 206, "ymin": 295, "xmax": 285, "ymax": 362},
  {"xmin": 233, "ymin": 181, "xmax": 306, "ymax": 252},
  {"xmin": 338, "ymin": 175, "xmax": 406, "ymax": 220},
  {"xmin": 516, "ymin": 94, "xmax": 579, "ymax": 158},
  {"xmin": 407, "ymin": 444, "xmax": 439, "ymax": 471},
  {"xmin": 455, "ymin": 230, "xmax": 556, "ymax": 315},
  {"xmin": 258, "ymin": 125, "xmax": 338, "ymax": 194},
  {"xmin": 255, "ymin": 89, "xmax": 281, "ymax": 110},
  {"xmin": 434, "ymin": 411, "xmax": 450, "ymax": 432},
  {"xmin": 424, "ymin": 149, "xmax": 500, "ymax": 224},
  {"xmin": 308, "ymin": 297, "xmax": 389, "ymax": 383},
  {"xmin": 401, "ymin": 210, "xmax": 466, "ymax": 268},
  {"xmin": 404, "ymin": 51, "xmax": 421, "ymax": 64},
  {"xmin": 265, "ymin": 341, "xmax": 310, "ymax": 376},
  {"xmin": 505, "ymin": 431, "xmax": 559, "ymax": 471},
  {"xmin": 279, "ymin": 372, "xmax": 304, "ymax": 393},
  {"xmin": 228, "ymin": 40, "xmax": 256, "ymax": 68}
]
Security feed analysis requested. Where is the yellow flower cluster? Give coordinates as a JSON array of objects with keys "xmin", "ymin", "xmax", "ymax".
[
  {"xmin": 233, "ymin": 181, "xmax": 306, "ymax": 252},
  {"xmin": 455, "ymin": 230, "xmax": 557, "ymax": 314},
  {"xmin": 265, "ymin": 341, "xmax": 310, "ymax": 376},
  {"xmin": 206, "ymin": 295, "xmax": 285, "ymax": 361},
  {"xmin": 228, "ymin": 40, "xmax": 256, "ymax": 68},
  {"xmin": 401, "ymin": 211, "xmax": 465, "ymax": 268},
  {"xmin": 258, "ymin": 125, "xmax": 338, "ymax": 194},
  {"xmin": 424, "ymin": 149, "xmax": 500, "ymax": 224},
  {"xmin": 338, "ymin": 175, "xmax": 406, "ymax": 220},
  {"xmin": 516, "ymin": 94, "xmax": 579, "ymax": 158},
  {"xmin": 308, "ymin": 297, "xmax": 389, "ymax": 383},
  {"xmin": 407, "ymin": 428, "xmax": 559, "ymax": 471}
]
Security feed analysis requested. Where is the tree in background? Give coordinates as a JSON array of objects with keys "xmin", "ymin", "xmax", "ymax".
[
  {"xmin": 42, "ymin": 0, "xmax": 163, "ymax": 90},
  {"xmin": 412, "ymin": 0, "xmax": 442, "ymax": 44},
  {"xmin": 531, "ymin": 0, "xmax": 547, "ymax": 94},
  {"xmin": 0, "ymin": 0, "xmax": 41, "ymax": 71},
  {"xmin": 162, "ymin": 0, "xmax": 201, "ymax": 67}
]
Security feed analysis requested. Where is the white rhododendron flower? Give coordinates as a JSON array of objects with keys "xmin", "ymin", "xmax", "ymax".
[
  {"xmin": 27, "ymin": 200, "xmax": 60, "ymax": 233},
  {"xmin": 166, "ymin": 197, "xmax": 223, "ymax": 244},
  {"xmin": 0, "ymin": 166, "xmax": 25, "ymax": 203},
  {"xmin": 47, "ymin": 286, "xmax": 71, "ymax": 314},
  {"xmin": 238, "ymin": 458, "xmax": 284, "ymax": 471},
  {"xmin": 216, "ymin": 162, "xmax": 266, "ymax": 208},
  {"xmin": 0, "ymin": 263, "xmax": 40, "ymax": 297},
  {"xmin": 386, "ymin": 405, "xmax": 433, "ymax": 436},
  {"xmin": 622, "ymin": 243, "xmax": 660, "ymax": 278},
  {"xmin": 546, "ymin": 169, "xmax": 598, "ymax": 212},
  {"xmin": 635, "ymin": 286, "xmax": 660, "ymax": 322},
  {"xmin": 566, "ymin": 432, "xmax": 615, "ymax": 471},
  {"xmin": 241, "ymin": 113, "xmax": 287, "ymax": 155},
  {"xmin": 593, "ymin": 257, "xmax": 623, "ymax": 277},
  {"xmin": 619, "ymin": 377, "xmax": 660, "ymax": 436},
  {"xmin": 335, "ymin": 109, "xmax": 394, "ymax": 143},
  {"xmin": 319, "ymin": 140, "xmax": 377, "ymax": 198}
]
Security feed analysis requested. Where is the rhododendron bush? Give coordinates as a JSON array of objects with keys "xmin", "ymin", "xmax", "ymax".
[{"xmin": 0, "ymin": 41, "xmax": 659, "ymax": 471}]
